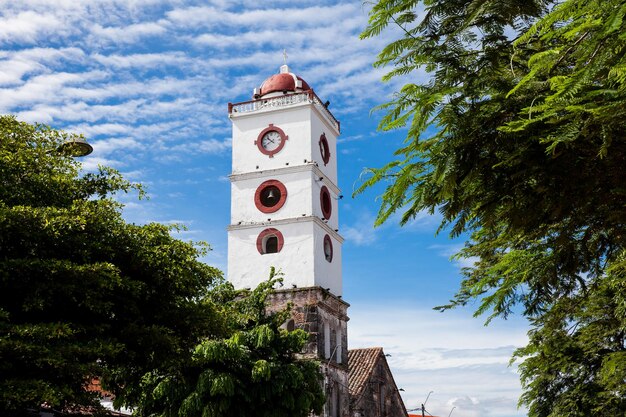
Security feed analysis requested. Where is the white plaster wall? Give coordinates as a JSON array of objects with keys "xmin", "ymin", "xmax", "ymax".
[
  {"xmin": 313, "ymin": 174, "xmax": 340, "ymax": 231},
  {"xmin": 228, "ymin": 222, "xmax": 314, "ymax": 291},
  {"xmin": 228, "ymin": 221, "xmax": 342, "ymax": 295},
  {"xmin": 230, "ymin": 170, "xmax": 339, "ymax": 230},
  {"xmin": 231, "ymin": 171, "xmax": 311, "ymax": 223},
  {"xmin": 231, "ymin": 105, "xmax": 312, "ymax": 174},
  {"xmin": 313, "ymin": 225, "xmax": 342, "ymax": 295},
  {"xmin": 310, "ymin": 109, "xmax": 338, "ymax": 185},
  {"xmin": 228, "ymin": 97, "xmax": 342, "ymax": 296}
]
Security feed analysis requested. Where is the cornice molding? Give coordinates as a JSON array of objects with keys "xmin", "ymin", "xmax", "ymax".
[
  {"xmin": 230, "ymin": 163, "xmax": 340, "ymax": 195},
  {"xmin": 228, "ymin": 215, "xmax": 344, "ymax": 243}
]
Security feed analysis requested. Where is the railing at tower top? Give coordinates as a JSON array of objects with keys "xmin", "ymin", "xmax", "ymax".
[{"xmin": 228, "ymin": 90, "xmax": 340, "ymax": 133}]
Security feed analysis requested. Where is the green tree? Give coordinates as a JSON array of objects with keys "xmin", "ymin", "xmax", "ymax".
[
  {"xmin": 0, "ymin": 115, "xmax": 223, "ymax": 415},
  {"xmin": 0, "ymin": 116, "xmax": 324, "ymax": 417},
  {"xmin": 137, "ymin": 270, "xmax": 325, "ymax": 417},
  {"xmin": 359, "ymin": 1, "xmax": 626, "ymax": 415}
]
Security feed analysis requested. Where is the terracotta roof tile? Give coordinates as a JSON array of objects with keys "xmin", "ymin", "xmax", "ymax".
[
  {"xmin": 348, "ymin": 347, "xmax": 384, "ymax": 398},
  {"xmin": 86, "ymin": 378, "xmax": 113, "ymax": 398}
]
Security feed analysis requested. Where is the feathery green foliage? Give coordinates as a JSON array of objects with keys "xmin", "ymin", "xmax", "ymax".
[{"xmin": 360, "ymin": 1, "xmax": 626, "ymax": 415}]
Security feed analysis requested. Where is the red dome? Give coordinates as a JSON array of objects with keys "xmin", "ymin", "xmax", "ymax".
[{"xmin": 259, "ymin": 69, "xmax": 310, "ymax": 96}]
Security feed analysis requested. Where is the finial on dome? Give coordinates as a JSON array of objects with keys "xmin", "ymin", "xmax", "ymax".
[
  {"xmin": 281, "ymin": 49, "xmax": 289, "ymax": 73},
  {"xmin": 255, "ymin": 61, "xmax": 311, "ymax": 98}
]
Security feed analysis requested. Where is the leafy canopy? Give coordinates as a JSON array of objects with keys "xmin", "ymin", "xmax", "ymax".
[
  {"xmin": 0, "ymin": 115, "xmax": 223, "ymax": 414},
  {"xmin": 0, "ymin": 116, "xmax": 324, "ymax": 417},
  {"xmin": 138, "ymin": 270, "xmax": 325, "ymax": 417},
  {"xmin": 360, "ymin": 0, "xmax": 626, "ymax": 415}
]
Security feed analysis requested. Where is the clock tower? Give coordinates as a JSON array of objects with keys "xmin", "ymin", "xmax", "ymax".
[{"xmin": 228, "ymin": 64, "xmax": 349, "ymax": 416}]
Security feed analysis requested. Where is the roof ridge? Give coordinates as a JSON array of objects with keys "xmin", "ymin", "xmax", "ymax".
[{"xmin": 349, "ymin": 346, "xmax": 383, "ymax": 350}]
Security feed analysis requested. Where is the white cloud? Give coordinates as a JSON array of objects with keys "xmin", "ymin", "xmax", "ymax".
[
  {"xmin": 349, "ymin": 304, "xmax": 528, "ymax": 417},
  {"xmin": 192, "ymin": 17, "xmax": 364, "ymax": 50},
  {"xmin": 79, "ymin": 155, "xmax": 121, "ymax": 172},
  {"xmin": 166, "ymin": 3, "xmax": 357, "ymax": 29},
  {"xmin": 166, "ymin": 137, "xmax": 231, "ymax": 155},
  {"xmin": 0, "ymin": 47, "xmax": 86, "ymax": 86},
  {"xmin": 0, "ymin": 0, "xmax": 396, "ymax": 149},
  {"xmin": 341, "ymin": 208, "xmax": 441, "ymax": 247},
  {"xmin": 92, "ymin": 51, "xmax": 192, "ymax": 69},
  {"xmin": 430, "ymin": 244, "xmax": 479, "ymax": 269},
  {"xmin": 90, "ymin": 21, "xmax": 168, "ymax": 44},
  {"xmin": 337, "ymin": 134, "xmax": 364, "ymax": 144},
  {"xmin": 0, "ymin": 57, "xmax": 42, "ymax": 86},
  {"xmin": 17, "ymin": 99, "xmax": 143, "ymax": 124},
  {"xmin": 0, "ymin": 11, "xmax": 65, "ymax": 44},
  {"xmin": 198, "ymin": 138, "xmax": 231, "ymax": 153},
  {"xmin": 119, "ymin": 169, "xmax": 146, "ymax": 180},
  {"xmin": 342, "ymin": 212, "xmax": 380, "ymax": 246},
  {"xmin": 342, "ymin": 225, "xmax": 378, "ymax": 246},
  {"xmin": 388, "ymin": 209, "xmax": 441, "ymax": 234},
  {"xmin": 92, "ymin": 136, "xmax": 143, "ymax": 155},
  {"xmin": 68, "ymin": 123, "xmax": 132, "ymax": 137},
  {"xmin": 0, "ymin": 70, "xmax": 109, "ymax": 111}
]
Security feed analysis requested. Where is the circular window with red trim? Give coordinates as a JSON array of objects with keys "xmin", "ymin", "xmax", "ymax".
[
  {"xmin": 256, "ymin": 228, "xmax": 284, "ymax": 255},
  {"xmin": 255, "ymin": 180, "xmax": 287, "ymax": 213},
  {"xmin": 256, "ymin": 124, "xmax": 288, "ymax": 157},
  {"xmin": 319, "ymin": 133, "xmax": 330, "ymax": 165},
  {"xmin": 320, "ymin": 186, "xmax": 332, "ymax": 220},
  {"xmin": 323, "ymin": 234, "xmax": 333, "ymax": 262}
]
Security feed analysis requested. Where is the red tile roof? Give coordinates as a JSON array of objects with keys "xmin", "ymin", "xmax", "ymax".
[
  {"xmin": 348, "ymin": 347, "xmax": 384, "ymax": 398},
  {"xmin": 86, "ymin": 378, "xmax": 113, "ymax": 398}
]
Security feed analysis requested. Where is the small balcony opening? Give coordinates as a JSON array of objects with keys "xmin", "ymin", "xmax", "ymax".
[{"xmin": 264, "ymin": 235, "xmax": 279, "ymax": 254}]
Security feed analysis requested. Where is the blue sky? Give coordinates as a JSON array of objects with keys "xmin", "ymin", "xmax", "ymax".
[{"xmin": 0, "ymin": 1, "xmax": 529, "ymax": 416}]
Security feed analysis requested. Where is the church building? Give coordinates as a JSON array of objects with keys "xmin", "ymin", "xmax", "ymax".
[{"xmin": 227, "ymin": 64, "xmax": 408, "ymax": 417}]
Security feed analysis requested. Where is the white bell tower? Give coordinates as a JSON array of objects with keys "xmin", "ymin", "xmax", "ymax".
[
  {"xmin": 227, "ymin": 65, "xmax": 350, "ymax": 416},
  {"xmin": 227, "ymin": 64, "xmax": 343, "ymax": 295}
]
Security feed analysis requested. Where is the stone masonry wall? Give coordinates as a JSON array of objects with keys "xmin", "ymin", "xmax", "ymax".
[{"xmin": 267, "ymin": 287, "xmax": 350, "ymax": 417}]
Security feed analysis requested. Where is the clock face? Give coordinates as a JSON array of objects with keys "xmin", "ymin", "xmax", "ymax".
[
  {"xmin": 256, "ymin": 124, "xmax": 288, "ymax": 157},
  {"xmin": 262, "ymin": 130, "xmax": 281, "ymax": 151}
]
